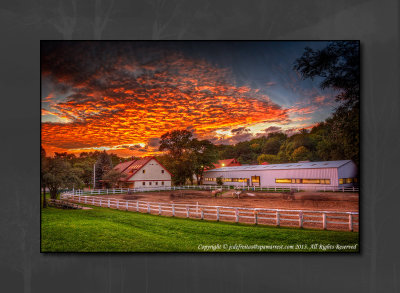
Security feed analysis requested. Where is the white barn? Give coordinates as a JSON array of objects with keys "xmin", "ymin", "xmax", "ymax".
[
  {"xmin": 203, "ymin": 160, "xmax": 358, "ymax": 189},
  {"xmin": 113, "ymin": 156, "xmax": 172, "ymax": 188}
]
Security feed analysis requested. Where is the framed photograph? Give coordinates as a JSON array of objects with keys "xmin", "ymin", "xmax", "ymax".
[{"xmin": 41, "ymin": 41, "xmax": 359, "ymax": 252}]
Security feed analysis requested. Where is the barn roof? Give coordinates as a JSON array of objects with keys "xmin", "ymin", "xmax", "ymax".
[
  {"xmin": 205, "ymin": 160, "xmax": 353, "ymax": 172},
  {"xmin": 208, "ymin": 158, "xmax": 241, "ymax": 169},
  {"xmin": 113, "ymin": 157, "xmax": 153, "ymax": 181}
]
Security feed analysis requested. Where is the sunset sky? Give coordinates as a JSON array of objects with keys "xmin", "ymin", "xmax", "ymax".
[{"xmin": 41, "ymin": 41, "xmax": 339, "ymax": 157}]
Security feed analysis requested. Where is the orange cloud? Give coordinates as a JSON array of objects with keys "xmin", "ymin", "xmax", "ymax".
[{"xmin": 41, "ymin": 45, "xmax": 294, "ymax": 156}]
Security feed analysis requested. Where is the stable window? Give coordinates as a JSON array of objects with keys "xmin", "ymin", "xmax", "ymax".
[
  {"xmin": 275, "ymin": 178, "xmax": 292, "ymax": 184},
  {"xmin": 302, "ymin": 179, "xmax": 321, "ymax": 184},
  {"xmin": 161, "ymin": 170, "xmax": 164, "ymax": 173},
  {"xmin": 161, "ymin": 181, "xmax": 164, "ymax": 185},
  {"xmin": 142, "ymin": 169, "xmax": 145, "ymax": 174},
  {"xmin": 149, "ymin": 182, "xmax": 152, "ymax": 185},
  {"xmin": 346, "ymin": 178, "xmax": 353, "ymax": 184},
  {"xmin": 142, "ymin": 182, "xmax": 145, "ymax": 186},
  {"xmin": 156, "ymin": 182, "xmax": 158, "ymax": 185},
  {"xmin": 339, "ymin": 179, "xmax": 344, "ymax": 184}
]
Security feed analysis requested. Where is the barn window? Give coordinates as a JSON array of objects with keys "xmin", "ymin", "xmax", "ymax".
[
  {"xmin": 161, "ymin": 170, "xmax": 164, "ymax": 173},
  {"xmin": 143, "ymin": 169, "xmax": 145, "ymax": 174},
  {"xmin": 149, "ymin": 182, "xmax": 152, "ymax": 185},
  {"xmin": 346, "ymin": 178, "xmax": 353, "ymax": 184},
  {"xmin": 142, "ymin": 182, "xmax": 145, "ymax": 185},
  {"xmin": 156, "ymin": 182, "xmax": 158, "ymax": 185},
  {"xmin": 275, "ymin": 178, "xmax": 292, "ymax": 184},
  {"xmin": 161, "ymin": 181, "xmax": 164, "ymax": 185}
]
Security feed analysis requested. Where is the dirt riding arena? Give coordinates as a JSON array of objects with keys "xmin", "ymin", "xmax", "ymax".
[
  {"xmin": 65, "ymin": 189, "xmax": 359, "ymax": 231},
  {"xmin": 101, "ymin": 190, "xmax": 359, "ymax": 213}
]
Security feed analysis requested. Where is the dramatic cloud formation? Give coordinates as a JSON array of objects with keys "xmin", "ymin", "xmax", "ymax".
[{"xmin": 41, "ymin": 42, "xmax": 337, "ymax": 157}]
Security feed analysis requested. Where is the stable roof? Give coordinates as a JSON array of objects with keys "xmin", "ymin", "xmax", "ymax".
[{"xmin": 206, "ymin": 160, "xmax": 353, "ymax": 172}]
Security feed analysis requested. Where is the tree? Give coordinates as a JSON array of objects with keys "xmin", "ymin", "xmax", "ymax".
[
  {"xmin": 102, "ymin": 169, "xmax": 127, "ymax": 188},
  {"xmin": 159, "ymin": 130, "xmax": 194, "ymax": 185},
  {"xmin": 159, "ymin": 130, "xmax": 193, "ymax": 159},
  {"xmin": 294, "ymin": 41, "xmax": 360, "ymax": 111},
  {"xmin": 94, "ymin": 151, "xmax": 113, "ymax": 188},
  {"xmin": 190, "ymin": 139, "xmax": 218, "ymax": 185},
  {"xmin": 216, "ymin": 176, "xmax": 223, "ymax": 186},
  {"xmin": 294, "ymin": 41, "xmax": 360, "ymax": 165},
  {"xmin": 257, "ymin": 154, "xmax": 280, "ymax": 165},
  {"xmin": 41, "ymin": 146, "xmax": 47, "ymax": 208},
  {"xmin": 43, "ymin": 157, "xmax": 83, "ymax": 199},
  {"xmin": 262, "ymin": 132, "xmax": 287, "ymax": 155},
  {"xmin": 291, "ymin": 146, "xmax": 312, "ymax": 162}
]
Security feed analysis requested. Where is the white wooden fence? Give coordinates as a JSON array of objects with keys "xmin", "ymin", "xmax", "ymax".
[
  {"xmin": 66, "ymin": 184, "xmax": 358, "ymax": 196},
  {"xmin": 60, "ymin": 192, "xmax": 359, "ymax": 232}
]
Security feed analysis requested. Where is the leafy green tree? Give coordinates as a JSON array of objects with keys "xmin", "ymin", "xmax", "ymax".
[
  {"xmin": 262, "ymin": 132, "xmax": 287, "ymax": 155},
  {"xmin": 257, "ymin": 154, "xmax": 280, "ymax": 164},
  {"xmin": 216, "ymin": 176, "xmax": 223, "ymax": 186},
  {"xmin": 291, "ymin": 146, "xmax": 312, "ymax": 162},
  {"xmin": 190, "ymin": 139, "xmax": 218, "ymax": 185},
  {"xmin": 94, "ymin": 151, "xmax": 113, "ymax": 188},
  {"xmin": 159, "ymin": 130, "xmax": 195, "ymax": 185},
  {"xmin": 41, "ymin": 146, "xmax": 48, "ymax": 208},
  {"xmin": 42, "ymin": 157, "xmax": 83, "ymax": 199},
  {"xmin": 159, "ymin": 130, "xmax": 193, "ymax": 159},
  {"xmin": 294, "ymin": 41, "xmax": 359, "ymax": 165}
]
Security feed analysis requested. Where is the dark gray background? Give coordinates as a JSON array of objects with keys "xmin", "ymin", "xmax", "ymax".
[{"xmin": 0, "ymin": 0, "xmax": 399, "ymax": 292}]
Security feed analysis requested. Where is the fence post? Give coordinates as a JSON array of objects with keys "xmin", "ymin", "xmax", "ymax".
[
  {"xmin": 172, "ymin": 204, "xmax": 175, "ymax": 217},
  {"xmin": 159, "ymin": 204, "xmax": 162, "ymax": 215},
  {"xmin": 136, "ymin": 201, "xmax": 139, "ymax": 212},
  {"xmin": 126, "ymin": 201, "xmax": 128, "ymax": 211},
  {"xmin": 108, "ymin": 199, "xmax": 110, "ymax": 208},
  {"xmin": 216, "ymin": 207, "xmax": 220, "ymax": 221},
  {"xmin": 235, "ymin": 209, "xmax": 239, "ymax": 223},
  {"xmin": 299, "ymin": 212, "xmax": 303, "ymax": 228},
  {"xmin": 276, "ymin": 210, "xmax": 280, "ymax": 226},
  {"xmin": 113, "ymin": 188, "xmax": 115, "ymax": 194},
  {"xmin": 100, "ymin": 198, "xmax": 102, "ymax": 207},
  {"xmin": 116, "ymin": 200, "xmax": 119, "ymax": 209},
  {"xmin": 322, "ymin": 213, "xmax": 327, "ymax": 230},
  {"xmin": 201, "ymin": 209, "xmax": 204, "ymax": 220},
  {"xmin": 349, "ymin": 214, "xmax": 353, "ymax": 232},
  {"xmin": 147, "ymin": 203, "xmax": 150, "ymax": 213},
  {"xmin": 186, "ymin": 206, "xmax": 190, "ymax": 218},
  {"xmin": 254, "ymin": 210, "xmax": 258, "ymax": 225},
  {"xmin": 85, "ymin": 196, "xmax": 87, "ymax": 204}
]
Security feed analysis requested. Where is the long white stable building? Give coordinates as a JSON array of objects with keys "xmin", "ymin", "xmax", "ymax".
[{"xmin": 203, "ymin": 160, "xmax": 358, "ymax": 189}]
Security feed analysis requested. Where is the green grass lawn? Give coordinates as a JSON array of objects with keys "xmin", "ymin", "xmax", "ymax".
[{"xmin": 41, "ymin": 206, "xmax": 359, "ymax": 252}]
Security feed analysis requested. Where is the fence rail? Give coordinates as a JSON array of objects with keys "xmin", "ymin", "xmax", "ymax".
[
  {"xmin": 60, "ymin": 192, "xmax": 359, "ymax": 232},
  {"xmin": 64, "ymin": 184, "xmax": 359, "ymax": 196}
]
